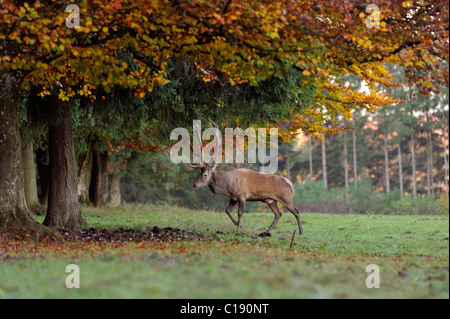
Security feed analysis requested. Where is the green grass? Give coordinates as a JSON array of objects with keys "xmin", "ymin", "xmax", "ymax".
[{"xmin": 1, "ymin": 204, "xmax": 448, "ymax": 298}]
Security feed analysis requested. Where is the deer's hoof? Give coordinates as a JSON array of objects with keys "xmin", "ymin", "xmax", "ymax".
[{"xmin": 258, "ymin": 232, "xmax": 271, "ymax": 238}]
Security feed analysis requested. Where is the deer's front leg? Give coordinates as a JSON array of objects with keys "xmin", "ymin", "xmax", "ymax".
[{"xmin": 225, "ymin": 199, "xmax": 239, "ymax": 226}]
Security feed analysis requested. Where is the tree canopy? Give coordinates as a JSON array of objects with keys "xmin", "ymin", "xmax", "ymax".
[
  {"xmin": 2, "ymin": 1, "xmax": 448, "ymax": 132},
  {"xmin": 0, "ymin": 0, "xmax": 448, "ymax": 237}
]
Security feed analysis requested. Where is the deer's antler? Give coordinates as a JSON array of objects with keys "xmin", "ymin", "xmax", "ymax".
[
  {"xmin": 207, "ymin": 120, "xmax": 221, "ymax": 166},
  {"xmin": 189, "ymin": 120, "xmax": 222, "ymax": 168},
  {"xmin": 189, "ymin": 121, "xmax": 205, "ymax": 168}
]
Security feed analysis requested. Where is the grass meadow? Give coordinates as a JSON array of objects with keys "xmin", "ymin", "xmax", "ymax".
[{"xmin": 0, "ymin": 204, "xmax": 448, "ymax": 298}]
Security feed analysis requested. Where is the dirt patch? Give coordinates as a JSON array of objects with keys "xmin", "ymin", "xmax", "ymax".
[{"xmin": 58, "ymin": 226, "xmax": 208, "ymax": 243}]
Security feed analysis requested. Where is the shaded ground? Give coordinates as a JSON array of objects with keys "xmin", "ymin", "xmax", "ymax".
[{"xmin": 58, "ymin": 226, "xmax": 211, "ymax": 243}]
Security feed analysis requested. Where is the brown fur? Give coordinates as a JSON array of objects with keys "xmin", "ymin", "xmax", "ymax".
[{"xmin": 192, "ymin": 166, "xmax": 303, "ymax": 236}]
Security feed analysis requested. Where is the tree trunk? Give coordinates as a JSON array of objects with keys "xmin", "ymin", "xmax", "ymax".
[
  {"xmin": 398, "ymin": 143, "xmax": 403, "ymax": 197},
  {"xmin": 408, "ymin": 83, "xmax": 416, "ymax": 199},
  {"xmin": 426, "ymin": 135, "xmax": 431, "ymax": 197},
  {"xmin": 444, "ymin": 138, "xmax": 449, "ymax": 202},
  {"xmin": 344, "ymin": 131, "xmax": 349, "ymax": 200},
  {"xmin": 43, "ymin": 97, "xmax": 86, "ymax": 229},
  {"xmin": 321, "ymin": 136, "xmax": 328, "ymax": 190},
  {"xmin": 285, "ymin": 143, "xmax": 291, "ymax": 181},
  {"xmin": 108, "ymin": 173, "xmax": 122, "ymax": 207},
  {"xmin": 92, "ymin": 150, "xmax": 109, "ymax": 207},
  {"xmin": 77, "ymin": 137, "xmax": 95, "ymax": 205},
  {"xmin": 352, "ymin": 127, "xmax": 358, "ymax": 190},
  {"xmin": 308, "ymin": 134, "xmax": 313, "ymax": 182},
  {"xmin": 426, "ymin": 118, "xmax": 432, "ymax": 198},
  {"xmin": 0, "ymin": 48, "xmax": 54, "ymax": 239},
  {"xmin": 411, "ymin": 131, "xmax": 417, "ymax": 198},
  {"xmin": 36, "ymin": 148, "xmax": 49, "ymax": 206},
  {"xmin": 383, "ymin": 131, "xmax": 390, "ymax": 194},
  {"xmin": 427, "ymin": 128, "xmax": 434, "ymax": 197},
  {"xmin": 22, "ymin": 142, "xmax": 45, "ymax": 215}
]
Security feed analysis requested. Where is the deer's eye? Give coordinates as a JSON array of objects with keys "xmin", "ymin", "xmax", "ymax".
[{"xmin": 203, "ymin": 174, "xmax": 207, "ymax": 178}]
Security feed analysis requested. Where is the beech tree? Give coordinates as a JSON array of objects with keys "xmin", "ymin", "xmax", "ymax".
[{"xmin": 1, "ymin": 0, "xmax": 448, "ymax": 238}]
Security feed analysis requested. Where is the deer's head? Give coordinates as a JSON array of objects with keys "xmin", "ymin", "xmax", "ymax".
[{"xmin": 189, "ymin": 162, "xmax": 217, "ymax": 188}]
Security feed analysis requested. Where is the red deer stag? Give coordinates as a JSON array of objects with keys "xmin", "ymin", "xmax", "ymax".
[{"xmin": 189, "ymin": 122, "xmax": 303, "ymax": 237}]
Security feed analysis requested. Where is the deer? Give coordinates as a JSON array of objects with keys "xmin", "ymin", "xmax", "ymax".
[{"xmin": 189, "ymin": 121, "xmax": 303, "ymax": 237}]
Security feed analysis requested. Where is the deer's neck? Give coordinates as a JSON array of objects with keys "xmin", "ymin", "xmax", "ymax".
[{"xmin": 208, "ymin": 169, "xmax": 230, "ymax": 197}]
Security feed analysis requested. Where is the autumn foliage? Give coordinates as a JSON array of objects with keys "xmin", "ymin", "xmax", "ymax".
[{"xmin": 1, "ymin": 0, "xmax": 448, "ymax": 134}]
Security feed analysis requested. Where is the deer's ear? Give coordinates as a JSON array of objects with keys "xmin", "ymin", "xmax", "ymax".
[{"xmin": 209, "ymin": 162, "xmax": 217, "ymax": 171}]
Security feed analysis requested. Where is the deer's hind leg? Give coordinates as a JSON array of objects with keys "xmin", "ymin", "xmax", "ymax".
[
  {"xmin": 279, "ymin": 199, "xmax": 303, "ymax": 235},
  {"xmin": 259, "ymin": 200, "xmax": 282, "ymax": 237}
]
